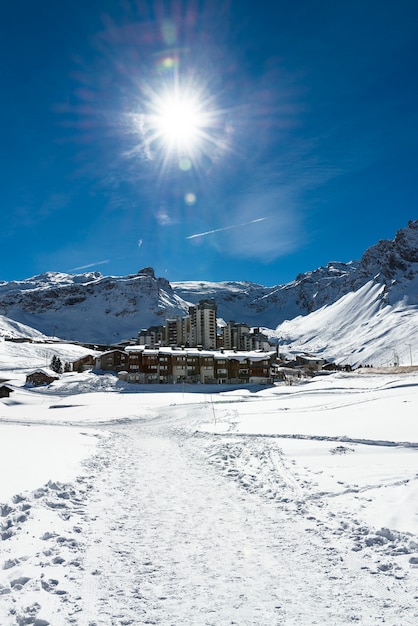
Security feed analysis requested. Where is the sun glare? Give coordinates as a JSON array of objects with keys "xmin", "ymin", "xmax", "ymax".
[
  {"xmin": 132, "ymin": 79, "xmax": 222, "ymax": 169},
  {"xmin": 153, "ymin": 94, "xmax": 203, "ymax": 151}
]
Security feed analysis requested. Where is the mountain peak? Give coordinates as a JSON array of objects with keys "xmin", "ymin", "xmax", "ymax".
[{"xmin": 137, "ymin": 267, "xmax": 156, "ymax": 278}]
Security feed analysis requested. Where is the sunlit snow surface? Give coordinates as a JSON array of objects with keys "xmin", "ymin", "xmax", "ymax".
[
  {"xmin": 273, "ymin": 280, "xmax": 418, "ymax": 367},
  {"xmin": 1, "ymin": 343, "xmax": 418, "ymax": 624}
]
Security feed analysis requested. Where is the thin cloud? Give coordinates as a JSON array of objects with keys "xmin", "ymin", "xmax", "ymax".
[
  {"xmin": 186, "ymin": 217, "xmax": 270, "ymax": 240},
  {"xmin": 68, "ymin": 259, "xmax": 110, "ymax": 272},
  {"xmin": 156, "ymin": 208, "xmax": 176, "ymax": 226}
]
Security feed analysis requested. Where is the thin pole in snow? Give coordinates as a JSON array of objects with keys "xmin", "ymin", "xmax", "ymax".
[{"xmin": 211, "ymin": 395, "xmax": 216, "ymax": 426}]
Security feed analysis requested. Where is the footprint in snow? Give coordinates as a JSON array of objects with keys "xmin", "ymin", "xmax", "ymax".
[{"xmin": 10, "ymin": 576, "xmax": 31, "ymax": 590}]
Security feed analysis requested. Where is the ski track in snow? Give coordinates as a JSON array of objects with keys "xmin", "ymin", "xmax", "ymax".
[{"xmin": 1, "ymin": 410, "xmax": 418, "ymax": 625}]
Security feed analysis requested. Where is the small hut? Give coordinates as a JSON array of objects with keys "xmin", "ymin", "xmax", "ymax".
[
  {"xmin": 26, "ymin": 369, "xmax": 59, "ymax": 387},
  {"xmin": 0, "ymin": 385, "xmax": 14, "ymax": 398}
]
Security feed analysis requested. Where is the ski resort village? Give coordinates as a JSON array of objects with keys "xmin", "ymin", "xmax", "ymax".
[
  {"xmin": 94, "ymin": 299, "xmax": 278, "ymax": 386},
  {"xmin": 2, "ymin": 298, "xmax": 334, "ymax": 389},
  {"xmin": 0, "ymin": 222, "xmax": 418, "ymax": 625}
]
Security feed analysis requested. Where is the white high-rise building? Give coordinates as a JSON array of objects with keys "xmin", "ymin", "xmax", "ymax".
[
  {"xmin": 188, "ymin": 299, "xmax": 217, "ymax": 349},
  {"xmin": 222, "ymin": 321, "xmax": 251, "ymax": 350}
]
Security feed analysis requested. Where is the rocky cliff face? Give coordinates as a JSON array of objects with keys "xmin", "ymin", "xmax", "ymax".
[
  {"xmin": 0, "ymin": 268, "xmax": 191, "ymax": 343},
  {"xmin": 353, "ymin": 220, "xmax": 418, "ymax": 304},
  {"xmin": 0, "ymin": 222, "xmax": 417, "ymax": 343}
]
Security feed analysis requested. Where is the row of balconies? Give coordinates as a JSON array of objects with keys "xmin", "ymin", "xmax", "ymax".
[
  {"xmin": 119, "ymin": 371, "xmax": 272, "ymax": 385},
  {"xmin": 97, "ymin": 350, "xmax": 273, "ymax": 384}
]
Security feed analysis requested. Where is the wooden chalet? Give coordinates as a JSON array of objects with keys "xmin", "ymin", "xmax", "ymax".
[
  {"xmin": 26, "ymin": 370, "xmax": 59, "ymax": 387},
  {"xmin": 94, "ymin": 350, "xmax": 129, "ymax": 372},
  {"xmin": 0, "ymin": 385, "xmax": 14, "ymax": 398}
]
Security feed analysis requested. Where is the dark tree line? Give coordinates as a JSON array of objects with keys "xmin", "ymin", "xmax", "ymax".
[{"xmin": 50, "ymin": 355, "xmax": 63, "ymax": 374}]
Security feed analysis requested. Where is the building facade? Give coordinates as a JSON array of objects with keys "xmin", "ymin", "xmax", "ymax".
[
  {"xmin": 222, "ymin": 321, "xmax": 271, "ymax": 351},
  {"xmin": 109, "ymin": 346, "xmax": 276, "ymax": 385},
  {"xmin": 136, "ymin": 299, "xmax": 272, "ymax": 353},
  {"xmin": 188, "ymin": 299, "xmax": 217, "ymax": 349}
]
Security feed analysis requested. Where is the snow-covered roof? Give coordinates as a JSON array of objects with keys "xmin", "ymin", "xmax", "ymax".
[
  {"xmin": 297, "ymin": 355, "xmax": 328, "ymax": 363},
  {"xmin": 125, "ymin": 346, "xmax": 276, "ymax": 362},
  {"xmin": 96, "ymin": 349, "xmax": 127, "ymax": 358},
  {"xmin": 26, "ymin": 368, "xmax": 59, "ymax": 377}
]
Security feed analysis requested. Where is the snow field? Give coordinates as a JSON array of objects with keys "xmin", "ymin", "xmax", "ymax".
[
  {"xmin": 0, "ymin": 369, "xmax": 418, "ymax": 624},
  {"xmin": 0, "ymin": 425, "xmax": 102, "ymax": 502}
]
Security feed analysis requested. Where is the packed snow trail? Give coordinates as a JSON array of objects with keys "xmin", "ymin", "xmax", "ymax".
[{"xmin": 66, "ymin": 417, "xmax": 417, "ymax": 625}]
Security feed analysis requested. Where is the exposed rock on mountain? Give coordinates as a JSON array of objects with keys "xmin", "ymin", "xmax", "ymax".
[
  {"xmin": 174, "ymin": 220, "xmax": 418, "ymax": 326},
  {"xmin": 353, "ymin": 220, "xmax": 418, "ymax": 304},
  {"xmin": 0, "ymin": 268, "xmax": 190, "ymax": 344}
]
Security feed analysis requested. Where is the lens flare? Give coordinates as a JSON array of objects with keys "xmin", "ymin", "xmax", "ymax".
[
  {"xmin": 184, "ymin": 192, "xmax": 196, "ymax": 205},
  {"xmin": 179, "ymin": 156, "xmax": 192, "ymax": 171}
]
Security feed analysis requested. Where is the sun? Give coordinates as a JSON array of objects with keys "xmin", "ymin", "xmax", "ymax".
[
  {"xmin": 152, "ymin": 92, "xmax": 204, "ymax": 152},
  {"xmin": 133, "ymin": 81, "xmax": 219, "ymax": 166}
]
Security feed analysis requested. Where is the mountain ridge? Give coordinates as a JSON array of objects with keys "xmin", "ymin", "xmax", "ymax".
[{"xmin": 0, "ymin": 221, "xmax": 417, "ymax": 351}]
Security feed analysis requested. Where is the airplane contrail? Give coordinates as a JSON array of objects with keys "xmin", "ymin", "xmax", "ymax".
[
  {"xmin": 186, "ymin": 217, "xmax": 270, "ymax": 240},
  {"xmin": 68, "ymin": 259, "xmax": 110, "ymax": 272}
]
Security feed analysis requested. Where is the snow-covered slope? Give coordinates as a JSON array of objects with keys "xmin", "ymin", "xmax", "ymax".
[
  {"xmin": 0, "ymin": 341, "xmax": 98, "ymax": 382},
  {"xmin": 0, "ymin": 314, "xmax": 49, "ymax": 341},
  {"xmin": 267, "ymin": 221, "xmax": 418, "ymax": 367},
  {"xmin": 273, "ymin": 280, "xmax": 418, "ymax": 367}
]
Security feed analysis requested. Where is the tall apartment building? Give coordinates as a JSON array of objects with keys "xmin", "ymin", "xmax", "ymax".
[
  {"xmin": 138, "ymin": 325, "xmax": 164, "ymax": 347},
  {"xmin": 244, "ymin": 327, "xmax": 271, "ymax": 352},
  {"xmin": 136, "ymin": 300, "xmax": 271, "ymax": 352},
  {"xmin": 165, "ymin": 318, "xmax": 179, "ymax": 346},
  {"xmin": 222, "ymin": 321, "xmax": 251, "ymax": 350},
  {"xmin": 165, "ymin": 316, "xmax": 191, "ymax": 347},
  {"xmin": 222, "ymin": 321, "xmax": 271, "ymax": 351},
  {"xmin": 188, "ymin": 299, "xmax": 217, "ymax": 349}
]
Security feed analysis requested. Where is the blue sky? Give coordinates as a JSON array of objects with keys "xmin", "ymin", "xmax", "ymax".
[{"xmin": 1, "ymin": 0, "xmax": 417, "ymax": 286}]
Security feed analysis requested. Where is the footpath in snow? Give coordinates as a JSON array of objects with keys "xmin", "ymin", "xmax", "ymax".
[{"xmin": 0, "ymin": 371, "xmax": 418, "ymax": 624}]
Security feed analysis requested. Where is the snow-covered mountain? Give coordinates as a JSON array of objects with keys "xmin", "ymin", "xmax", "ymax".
[
  {"xmin": 0, "ymin": 267, "xmax": 190, "ymax": 344},
  {"xmin": 0, "ymin": 222, "xmax": 417, "ymax": 356},
  {"xmin": 268, "ymin": 220, "xmax": 418, "ymax": 367},
  {"xmin": 273, "ymin": 279, "xmax": 418, "ymax": 367},
  {"xmin": 173, "ymin": 220, "xmax": 418, "ymax": 327}
]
